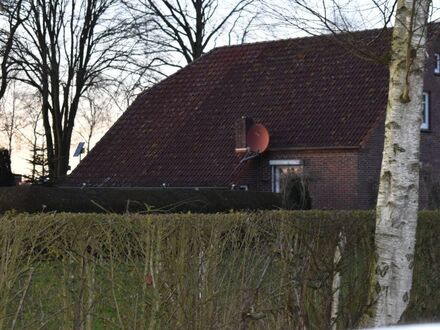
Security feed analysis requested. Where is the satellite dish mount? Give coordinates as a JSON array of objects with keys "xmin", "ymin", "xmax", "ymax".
[{"xmin": 231, "ymin": 120, "xmax": 270, "ymax": 185}]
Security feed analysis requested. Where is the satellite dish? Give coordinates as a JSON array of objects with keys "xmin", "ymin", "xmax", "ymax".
[
  {"xmin": 246, "ymin": 124, "xmax": 269, "ymax": 153},
  {"xmin": 73, "ymin": 142, "xmax": 85, "ymax": 157}
]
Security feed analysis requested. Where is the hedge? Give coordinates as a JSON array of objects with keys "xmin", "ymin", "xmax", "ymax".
[
  {"xmin": 0, "ymin": 211, "xmax": 438, "ymax": 329},
  {"xmin": 0, "ymin": 186, "xmax": 282, "ymax": 213}
]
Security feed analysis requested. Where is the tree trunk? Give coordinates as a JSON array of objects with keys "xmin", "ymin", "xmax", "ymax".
[
  {"xmin": 371, "ymin": 0, "xmax": 430, "ymax": 326},
  {"xmin": 330, "ymin": 232, "xmax": 346, "ymax": 329}
]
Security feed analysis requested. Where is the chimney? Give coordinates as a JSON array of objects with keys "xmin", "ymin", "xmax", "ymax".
[{"xmin": 235, "ymin": 116, "xmax": 254, "ymax": 152}]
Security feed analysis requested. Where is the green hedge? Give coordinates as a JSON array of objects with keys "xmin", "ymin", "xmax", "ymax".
[
  {"xmin": 0, "ymin": 186, "xmax": 282, "ymax": 213},
  {"xmin": 0, "ymin": 211, "xmax": 438, "ymax": 329}
]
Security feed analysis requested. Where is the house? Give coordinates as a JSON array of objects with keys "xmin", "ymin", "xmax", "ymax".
[{"xmin": 68, "ymin": 28, "xmax": 440, "ymax": 209}]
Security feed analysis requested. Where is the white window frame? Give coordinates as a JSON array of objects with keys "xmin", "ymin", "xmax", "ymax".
[
  {"xmin": 269, "ymin": 160, "xmax": 303, "ymax": 193},
  {"xmin": 269, "ymin": 160, "xmax": 302, "ymax": 166},
  {"xmin": 421, "ymin": 92, "xmax": 430, "ymax": 130},
  {"xmin": 435, "ymin": 53, "xmax": 440, "ymax": 74}
]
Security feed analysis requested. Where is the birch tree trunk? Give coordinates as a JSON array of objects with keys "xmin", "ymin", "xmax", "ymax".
[{"xmin": 372, "ymin": 0, "xmax": 431, "ymax": 326}]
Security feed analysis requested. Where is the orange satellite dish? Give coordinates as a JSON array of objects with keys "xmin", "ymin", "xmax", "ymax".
[{"xmin": 246, "ymin": 124, "xmax": 269, "ymax": 153}]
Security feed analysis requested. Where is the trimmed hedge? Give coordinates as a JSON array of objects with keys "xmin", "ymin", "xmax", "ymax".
[
  {"xmin": 0, "ymin": 186, "xmax": 282, "ymax": 213},
  {"xmin": 0, "ymin": 210, "xmax": 438, "ymax": 329}
]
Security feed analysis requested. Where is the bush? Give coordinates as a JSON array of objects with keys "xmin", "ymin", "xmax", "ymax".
[
  {"xmin": 0, "ymin": 210, "xmax": 438, "ymax": 328},
  {"xmin": 0, "ymin": 149, "xmax": 14, "ymax": 187},
  {"xmin": 421, "ymin": 165, "xmax": 440, "ymax": 209},
  {"xmin": 0, "ymin": 186, "xmax": 282, "ymax": 213},
  {"xmin": 280, "ymin": 173, "xmax": 312, "ymax": 209}
]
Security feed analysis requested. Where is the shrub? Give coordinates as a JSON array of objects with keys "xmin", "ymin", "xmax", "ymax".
[
  {"xmin": 0, "ymin": 211, "xmax": 438, "ymax": 328},
  {"xmin": 0, "ymin": 149, "xmax": 14, "ymax": 187},
  {"xmin": 280, "ymin": 173, "xmax": 312, "ymax": 210},
  {"xmin": 421, "ymin": 165, "xmax": 440, "ymax": 209},
  {"xmin": 0, "ymin": 186, "xmax": 282, "ymax": 213}
]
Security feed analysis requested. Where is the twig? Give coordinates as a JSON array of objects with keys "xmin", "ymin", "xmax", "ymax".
[{"xmin": 11, "ymin": 267, "xmax": 34, "ymax": 330}]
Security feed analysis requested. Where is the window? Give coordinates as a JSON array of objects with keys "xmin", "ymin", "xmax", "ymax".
[
  {"xmin": 435, "ymin": 53, "xmax": 440, "ymax": 74},
  {"xmin": 421, "ymin": 92, "xmax": 429, "ymax": 130},
  {"xmin": 269, "ymin": 160, "xmax": 303, "ymax": 192}
]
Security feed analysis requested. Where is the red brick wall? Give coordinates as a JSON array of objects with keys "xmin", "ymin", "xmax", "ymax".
[
  {"xmin": 239, "ymin": 149, "xmax": 360, "ymax": 209},
  {"xmin": 357, "ymin": 121, "xmax": 384, "ymax": 209}
]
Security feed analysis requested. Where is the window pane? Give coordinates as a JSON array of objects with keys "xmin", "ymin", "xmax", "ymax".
[
  {"xmin": 436, "ymin": 54, "xmax": 440, "ymax": 73},
  {"xmin": 421, "ymin": 92, "xmax": 429, "ymax": 130},
  {"xmin": 276, "ymin": 166, "xmax": 303, "ymax": 192}
]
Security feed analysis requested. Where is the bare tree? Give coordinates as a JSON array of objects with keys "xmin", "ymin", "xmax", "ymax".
[
  {"xmin": 265, "ymin": 0, "xmax": 399, "ymax": 63},
  {"xmin": 12, "ymin": 0, "xmax": 131, "ymax": 183},
  {"xmin": 77, "ymin": 87, "xmax": 113, "ymax": 153},
  {"xmin": 372, "ymin": 0, "xmax": 431, "ymax": 325},
  {"xmin": 0, "ymin": 0, "xmax": 26, "ymax": 101},
  {"xmin": 0, "ymin": 81, "xmax": 22, "ymax": 156},
  {"xmin": 16, "ymin": 91, "xmax": 48, "ymax": 183},
  {"xmin": 268, "ymin": 0, "xmax": 433, "ymax": 325},
  {"xmin": 125, "ymin": 0, "xmax": 260, "ymax": 66}
]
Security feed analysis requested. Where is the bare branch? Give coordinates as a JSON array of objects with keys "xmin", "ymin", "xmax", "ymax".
[{"xmin": 124, "ymin": 0, "xmax": 261, "ymax": 65}]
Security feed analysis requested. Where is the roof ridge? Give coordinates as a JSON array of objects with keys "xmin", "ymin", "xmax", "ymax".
[
  {"xmin": 208, "ymin": 22, "xmax": 439, "ymax": 53},
  {"xmin": 209, "ymin": 27, "xmax": 386, "ymax": 52}
]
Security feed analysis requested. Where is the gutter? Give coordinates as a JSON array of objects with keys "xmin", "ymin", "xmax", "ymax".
[
  {"xmin": 60, "ymin": 186, "xmax": 231, "ymax": 190},
  {"xmin": 269, "ymin": 146, "xmax": 361, "ymax": 152}
]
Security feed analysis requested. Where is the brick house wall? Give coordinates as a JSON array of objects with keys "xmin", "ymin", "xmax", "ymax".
[
  {"xmin": 357, "ymin": 121, "xmax": 385, "ymax": 210},
  {"xmin": 239, "ymin": 149, "xmax": 360, "ymax": 209},
  {"xmin": 419, "ymin": 39, "xmax": 440, "ymax": 209}
]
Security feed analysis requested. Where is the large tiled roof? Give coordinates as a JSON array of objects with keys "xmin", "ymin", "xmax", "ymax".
[{"xmin": 69, "ymin": 30, "xmax": 391, "ymax": 187}]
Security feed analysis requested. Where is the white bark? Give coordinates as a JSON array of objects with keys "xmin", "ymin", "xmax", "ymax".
[
  {"xmin": 373, "ymin": 0, "xmax": 431, "ymax": 326},
  {"xmin": 330, "ymin": 232, "xmax": 346, "ymax": 329}
]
